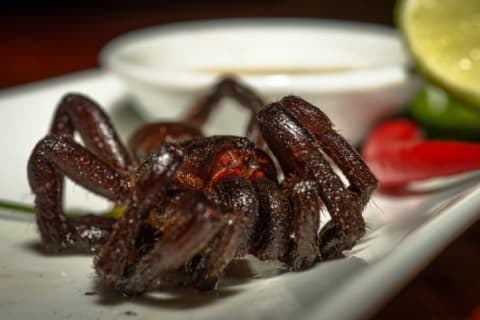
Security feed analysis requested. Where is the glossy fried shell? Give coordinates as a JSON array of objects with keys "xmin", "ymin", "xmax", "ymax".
[{"xmin": 27, "ymin": 77, "xmax": 376, "ymax": 294}]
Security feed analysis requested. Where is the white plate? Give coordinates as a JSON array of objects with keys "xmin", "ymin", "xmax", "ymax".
[{"xmin": 1, "ymin": 70, "xmax": 480, "ymax": 320}]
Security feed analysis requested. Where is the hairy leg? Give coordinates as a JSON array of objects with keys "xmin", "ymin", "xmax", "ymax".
[
  {"xmin": 121, "ymin": 192, "xmax": 227, "ymax": 294},
  {"xmin": 94, "ymin": 143, "xmax": 183, "ymax": 290},
  {"xmin": 182, "ymin": 77, "xmax": 265, "ymax": 127},
  {"xmin": 28, "ymin": 135, "xmax": 129, "ymax": 252},
  {"xmin": 28, "ymin": 94, "xmax": 135, "ymax": 252},
  {"xmin": 283, "ymin": 178, "xmax": 322, "ymax": 269},
  {"xmin": 257, "ymin": 97, "xmax": 377, "ymax": 259},
  {"xmin": 250, "ymin": 177, "xmax": 291, "ymax": 262},
  {"xmin": 181, "ymin": 77, "xmax": 266, "ymax": 146},
  {"xmin": 50, "ymin": 93, "xmax": 133, "ymax": 172},
  {"xmin": 184, "ymin": 213, "xmax": 247, "ymax": 291},
  {"xmin": 209, "ymin": 177, "xmax": 259, "ymax": 256},
  {"xmin": 277, "ymin": 96, "xmax": 377, "ymax": 206},
  {"xmin": 276, "ymin": 96, "xmax": 378, "ymax": 258}
]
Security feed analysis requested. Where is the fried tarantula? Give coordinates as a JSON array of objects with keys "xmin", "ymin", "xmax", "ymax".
[{"xmin": 27, "ymin": 78, "xmax": 377, "ymax": 294}]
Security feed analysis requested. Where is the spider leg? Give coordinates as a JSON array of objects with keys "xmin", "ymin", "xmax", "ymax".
[
  {"xmin": 282, "ymin": 178, "xmax": 322, "ymax": 269},
  {"xmin": 251, "ymin": 176, "xmax": 321, "ymax": 269},
  {"xmin": 277, "ymin": 96, "xmax": 377, "ymax": 207},
  {"xmin": 182, "ymin": 77, "xmax": 265, "ymax": 127},
  {"xmin": 28, "ymin": 94, "xmax": 135, "ymax": 252},
  {"xmin": 209, "ymin": 177, "xmax": 259, "ymax": 256},
  {"xmin": 184, "ymin": 213, "xmax": 247, "ymax": 291},
  {"xmin": 186, "ymin": 176, "xmax": 290, "ymax": 290},
  {"xmin": 117, "ymin": 192, "xmax": 228, "ymax": 295},
  {"xmin": 94, "ymin": 143, "xmax": 182, "ymax": 291},
  {"xmin": 257, "ymin": 96, "xmax": 377, "ymax": 260},
  {"xmin": 278, "ymin": 96, "xmax": 378, "ymax": 259},
  {"xmin": 27, "ymin": 135, "xmax": 129, "ymax": 253},
  {"xmin": 193, "ymin": 175, "xmax": 291, "ymax": 282},
  {"xmin": 250, "ymin": 177, "xmax": 291, "ymax": 262},
  {"xmin": 181, "ymin": 76, "xmax": 266, "ymax": 146},
  {"xmin": 50, "ymin": 93, "xmax": 133, "ymax": 172}
]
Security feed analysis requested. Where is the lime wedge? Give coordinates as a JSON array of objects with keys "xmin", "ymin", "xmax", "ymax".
[{"xmin": 397, "ymin": 0, "xmax": 480, "ymax": 107}]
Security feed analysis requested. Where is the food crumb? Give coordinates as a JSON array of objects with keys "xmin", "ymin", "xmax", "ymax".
[
  {"xmin": 84, "ymin": 291, "xmax": 96, "ymax": 296},
  {"xmin": 124, "ymin": 310, "xmax": 138, "ymax": 316}
]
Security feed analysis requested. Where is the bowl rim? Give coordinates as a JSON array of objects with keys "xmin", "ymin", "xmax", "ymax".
[{"xmin": 100, "ymin": 18, "xmax": 412, "ymax": 93}]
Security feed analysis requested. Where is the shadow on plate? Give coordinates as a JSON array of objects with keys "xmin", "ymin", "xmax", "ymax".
[
  {"xmin": 87, "ymin": 258, "xmax": 286, "ymax": 310},
  {"xmin": 20, "ymin": 237, "xmax": 288, "ymax": 310},
  {"xmin": 19, "ymin": 240, "xmax": 96, "ymax": 257}
]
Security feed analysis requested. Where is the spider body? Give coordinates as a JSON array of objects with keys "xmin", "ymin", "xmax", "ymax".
[{"xmin": 27, "ymin": 78, "xmax": 377, "ymax": 294}]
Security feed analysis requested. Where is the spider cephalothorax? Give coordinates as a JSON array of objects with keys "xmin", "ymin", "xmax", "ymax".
[{"xmin": 27, "ymin": 77, "xmax": 377, "ymax": 294}]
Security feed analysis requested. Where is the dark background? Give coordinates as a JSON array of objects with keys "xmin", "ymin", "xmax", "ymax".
[
  {"xmin": 2, "ymin": 1, "xmax": 480, "ymax": 319},
  {"xmin": 1, "ymin": 0, "xmax": 395, "ymax": 88}
]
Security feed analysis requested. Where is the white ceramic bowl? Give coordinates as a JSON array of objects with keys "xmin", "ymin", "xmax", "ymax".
[{"xmin": 101, "ymin": 18, "xmax": 421, "ymax": 144}]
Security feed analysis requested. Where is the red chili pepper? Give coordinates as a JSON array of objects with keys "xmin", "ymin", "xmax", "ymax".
[{"xmin": 362, "ymin": 119, "xmax": 480, "ymax": 188}]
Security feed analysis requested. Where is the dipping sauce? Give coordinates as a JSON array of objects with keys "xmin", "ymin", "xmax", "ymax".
[{"xmin": 198, "ymin": 66, "xmax": 354, "ymax": 75}]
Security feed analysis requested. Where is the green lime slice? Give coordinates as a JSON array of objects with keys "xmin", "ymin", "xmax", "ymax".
[
  {"xmin": 397, "ymin": 0, "xmax": 480, "ymax": 107},
  {"xmin": 409, "ymin": 83, "xmax": 480, "ymax": 140}
]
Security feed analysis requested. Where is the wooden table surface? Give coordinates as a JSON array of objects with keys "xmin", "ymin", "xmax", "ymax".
[{"xmin": 2, "ymin": 1, "xmax": 480, "ymax": 319}]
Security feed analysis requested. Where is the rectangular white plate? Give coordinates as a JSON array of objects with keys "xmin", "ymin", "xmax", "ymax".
[{"xmin": 1, "ymin": 70, "xmax": 480, "ymax": 320}]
